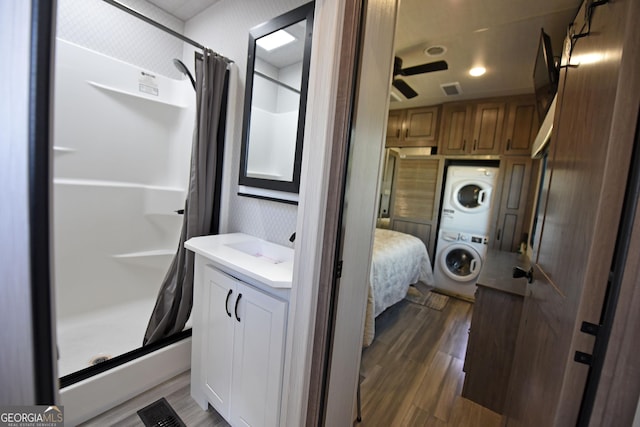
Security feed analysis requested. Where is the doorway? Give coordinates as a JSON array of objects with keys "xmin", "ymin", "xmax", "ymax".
[{"xmin": 316, "ymin": 0, "xmax": 640, "ymax": 426}]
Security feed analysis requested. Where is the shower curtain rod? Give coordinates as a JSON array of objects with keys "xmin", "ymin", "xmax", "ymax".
[{"xmin": 102, "ymin": 0, "xmax": 231, "ymax": 62}]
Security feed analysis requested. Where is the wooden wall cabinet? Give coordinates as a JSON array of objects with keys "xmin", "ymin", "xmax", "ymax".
[
  {"xmin": 491, "ymin": 157, "xmax": 534, "ymax": 252},
  {"xmin": 463, "ymin": 284, "xmax": 523, "ymax": 414},
  {"xmin": 472, "ymin": 101, "xmax": 506, "ymax": 154},
  {"xmin": 462, "ymin": 250, "xmax": 528, "ymax": 414},
  {"xmin": 438, "ymin": 103, "xmax": 474, "ymax": 155},
  {"xmin": 386, "ymin": 106, "xmax": 440, "ymax": 147},
  {"xmin": 502, "ymin": 96, "xmax": 539, "ymax": 156},
  {"xmin": 439, "ymin": 101, "xmax": 506, "ymax": 155}
]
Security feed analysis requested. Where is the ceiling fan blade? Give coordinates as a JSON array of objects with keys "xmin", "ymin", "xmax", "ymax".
[
  {"xmin": 401, "ymin": 60, "xmax": 448, "ymax": 76},
  {"xmin": 393, "ymin": 79, "xmax": 418, "ymax": 99}
]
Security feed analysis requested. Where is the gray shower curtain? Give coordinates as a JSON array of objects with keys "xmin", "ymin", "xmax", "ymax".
[{"xmin": 143, "ymin": 50, "xmax": 229, "ymax": 345}]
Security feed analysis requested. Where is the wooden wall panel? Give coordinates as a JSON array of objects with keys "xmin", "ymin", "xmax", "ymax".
[{"xmin": 391, "ymin": 158, "xmax": 439, "ymax": 220}]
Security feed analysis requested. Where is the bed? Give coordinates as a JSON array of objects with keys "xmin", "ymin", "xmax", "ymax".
[{"xmin": 362, "ymin": 228, "xmax": 434, "ymax": 347}]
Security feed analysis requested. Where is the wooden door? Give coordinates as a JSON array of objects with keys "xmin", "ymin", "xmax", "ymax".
[
  {"xmin": 439, "ymin": 103, "xmax": 473, "ymax": 154},
  {"xmin": 404, "ymin": 106, "xmax": 439, "ymax": 147},
  {"xmin": 385, "ymin": 110, "xmax": 404, "ymax": 146},
  {"xmin": 390, "ymin": 157, "xmax": 443, "ymax": 258},
  {"xmin": 503, "ymin": 96, "xmax": 538, "ymax": 156},
  {"xmin": 504, "ymin": 1, "xmax": 636, "ymax": 425},
  {"xmin": 492, "ymin": 157, "xmax": 533, "ymax": 252},
  {"xmin": 471, "ymin": 101, "xmax": 505, "ymax": 154}
]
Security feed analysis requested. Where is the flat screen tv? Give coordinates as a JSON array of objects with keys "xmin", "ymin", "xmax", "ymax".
[{"xmin": 533, "ymin": 28, "xmax": 559, "ymax": 121}]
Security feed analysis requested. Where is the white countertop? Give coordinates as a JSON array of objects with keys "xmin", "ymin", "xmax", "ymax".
[{"xmin": 185, "ymin": 233, "xmax": 294, "ymax": 289}]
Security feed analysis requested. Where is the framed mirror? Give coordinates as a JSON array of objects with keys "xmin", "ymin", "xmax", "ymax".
[{"xmin": 238, "ymin": 2, "xmax": 315, "ymax": 200}]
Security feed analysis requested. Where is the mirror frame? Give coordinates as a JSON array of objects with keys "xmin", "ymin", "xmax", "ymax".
[{"xmin": 238, "ymin": 2, "xmax": 315, "ymax": 196}]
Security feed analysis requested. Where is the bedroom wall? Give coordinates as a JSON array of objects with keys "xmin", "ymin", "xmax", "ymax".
[{"xmin": 184, "ymin": 0, "xmax": 307, "ymax": 247}]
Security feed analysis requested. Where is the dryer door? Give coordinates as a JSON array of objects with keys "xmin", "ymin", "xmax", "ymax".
[
  {"xmin": 439, "ymin": 243, "xmax": 482, "ymax": 283},
  {"xmin": 451, "ymin": 180, "xmax": 493, "ymax": 214}
]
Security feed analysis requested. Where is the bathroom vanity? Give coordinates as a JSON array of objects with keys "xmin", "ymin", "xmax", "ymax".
[{"xmin": 185, "ymin": 233, "xmax": 293, "ymax": 427}]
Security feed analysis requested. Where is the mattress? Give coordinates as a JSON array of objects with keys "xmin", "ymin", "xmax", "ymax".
[{"xmin": 362, "ymin": 228, "xmax": 434, "ymax": 347}]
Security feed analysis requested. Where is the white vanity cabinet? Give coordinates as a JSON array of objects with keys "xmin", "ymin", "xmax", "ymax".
[
  {"xmin": 192, "ymin": 261, "xmax": 288, "ymax": 426},
  {"xmin": 185, "ymin": 233, "xmax": 293, "ymax": 427},
  {"xmin": 186, "ymin": 234, "xmax": 292, "ymax": 427}
]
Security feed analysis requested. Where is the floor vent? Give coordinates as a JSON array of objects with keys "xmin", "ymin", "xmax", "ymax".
[
  {"xmin": 441, "ymin": 82, "xmax": 462, "ymax": 96},
  {"xmin": 137, "ymin": 397, "xmax": 186, "ymax": 427}
]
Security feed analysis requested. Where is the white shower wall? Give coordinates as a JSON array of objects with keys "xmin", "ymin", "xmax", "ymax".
[
  {"xmin": 57, "ymin": 0, "xmax": 186, "ymax": 80},
  {"xmin": 53, "ymin": 39, "xmax": 194, "ymax": 375}
]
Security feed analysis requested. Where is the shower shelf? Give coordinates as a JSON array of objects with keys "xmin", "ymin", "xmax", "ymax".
[
  {"xmin": 112, "ymin": 249, "xmax": 175, "ymax": 269},
  {"xmin": 87, "ymin": 80, "xmax": 187, "ymax": 108},
  {"xmin": 53, "ymin": 146, "xmax": 76, "ymax": 154}
]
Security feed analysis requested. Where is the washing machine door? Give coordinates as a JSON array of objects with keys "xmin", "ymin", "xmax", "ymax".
[
  {"xmin": 451, "ymin": 180, "xmax": 493, "ymax": 214},
  {"xmin": 439, "ymin": 243, "xmax": 482, "ymax": 283}
]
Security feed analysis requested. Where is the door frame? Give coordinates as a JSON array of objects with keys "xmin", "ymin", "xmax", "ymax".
[
  {"xmin": 0, "ymin": 0, "xmax": 58, "ymax": 405},
  {"xmin": 301, "ymin": 1, "xmax": 640, "ymax": 426}
]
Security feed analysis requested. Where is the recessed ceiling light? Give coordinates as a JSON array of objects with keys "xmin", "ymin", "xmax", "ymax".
[
  {"xmin": 256, "ymin": 30, "xmax": 296, "ymax": 51},
  {"xmin": 469, "ymin": 66, "xmax": 486, "ymax": 77},
  {"xmin": 424, "ymin": 45, "xmax": 447, "ymax": 57}
]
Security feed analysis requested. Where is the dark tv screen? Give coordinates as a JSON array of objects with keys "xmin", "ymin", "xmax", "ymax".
[{"xmin": 533, "ymin": 29, "xmax": 558, "ymax": 121}]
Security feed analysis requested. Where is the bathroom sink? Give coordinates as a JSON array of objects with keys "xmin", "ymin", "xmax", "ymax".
[
  {"xmin": 224, "ymin": 240, "xmax": 293, "ymax": 265},
  {"xmin": 184, "ymin": 233, "xmax": 294, "ymax": 288}
]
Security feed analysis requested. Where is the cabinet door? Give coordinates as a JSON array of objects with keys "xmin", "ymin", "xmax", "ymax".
[
  {"xmin": 230, "ymin": 282, "xmax": 287, "ymax": 427},
  {"xmin": 471, "ymin": 101, "xmax": 505, "ymax": 154},
  {"xmin": 492, "ymin": 158, "xmax": 533, "ymax": 252},
  {"xmin": 503, "ymin": 97, "xmax": 538, "ymax": 155},
  {"xmin": 439, "ymin": 103, "xmax": 473, "ymax": 155},
  {"xmin": 403, "ymin": 106, "xmax": 439, "ymax": 147},
  {"xmin": 385, "ymin": 110, "xmax": 404, "ymax": 147},
  {"xmin": 390, "ymin": 157, "xmax": 444, "ymax": 260},
  {"xmin": 462, "ymin": 286, "xmax": 523, "ymax": 413},
  {"xmin": 202, "ymin": 266, "xmax": 237, "ymax": 419}
]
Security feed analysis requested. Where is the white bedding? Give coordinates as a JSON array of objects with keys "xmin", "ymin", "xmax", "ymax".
[{"xmin": 362, "ymin": 228, "xmax": 434, "ymax": 347}]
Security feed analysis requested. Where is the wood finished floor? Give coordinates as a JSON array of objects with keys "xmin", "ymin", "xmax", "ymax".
[{"xmin": 359, "ymin": 294, "xmax": 503, "ymax": 427}]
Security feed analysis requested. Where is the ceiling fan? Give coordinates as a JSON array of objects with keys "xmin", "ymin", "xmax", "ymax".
[{"xmin": 392, "ymin": 56, "xmax": 448, "ymax": 99}]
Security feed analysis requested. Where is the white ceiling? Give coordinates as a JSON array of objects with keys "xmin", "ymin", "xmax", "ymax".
[
  {"xmin": 145, "ymin": 0, "xmax": 219, "ymax": 21},
  {"xmin": 390, "ymin": 0, "xmax": 581, "ymax": 108},
  {"xmin": 145, "ymin": 0, "xmax": 581, "ymax": 109}
]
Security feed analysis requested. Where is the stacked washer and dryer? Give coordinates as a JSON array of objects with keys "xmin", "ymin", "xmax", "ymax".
[{"xmin": 433, "ymin": 165, "xmax": 499, "ymax": 300}]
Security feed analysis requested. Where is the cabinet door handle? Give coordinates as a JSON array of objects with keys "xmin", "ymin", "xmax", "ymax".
[
  {"xmin": 396, "ymin": 129, "xmax": 400, "ymax": 138},
  {"xmin": 506, "ymin": 139, "xmax": 511, "ymax": 151},
  {"xmin": 234, "ymin": 293, "xmax": 242, "ymax": 322},
  {"xmin": 496, "ymin": 228, "xmax": 502, "ymax": 241},
  {"xmin": 405, "ymin": 129, "xmax": 409, "ymax": 139},
  {"xmin": 473, "ymin": 140, "xmax": 477, "ymax": 151},
  {"xmin": 225, "ymin": 289, "xmax": 232, "ymax": 317}
]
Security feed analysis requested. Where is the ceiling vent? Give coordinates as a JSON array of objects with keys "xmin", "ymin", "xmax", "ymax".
[
  {"xmin": 440, "ymin": 82, "xmax": 462, "ymax": 96},
  {"xmin": 424, "ymin": 45, "xmax": 447, "ymax": 57}
]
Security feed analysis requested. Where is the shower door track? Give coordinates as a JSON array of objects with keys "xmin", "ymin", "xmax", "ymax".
[{"xmin": 59, "ymin": 329, "xmax": 192, "ymax": 388}]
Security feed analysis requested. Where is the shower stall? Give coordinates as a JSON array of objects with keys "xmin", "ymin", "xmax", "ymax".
[
  {"xmin": 53, "ymin": 37, "xmax": 195, "ymax": 377},
  {"xmin": 51, "ymin": 1, "xmax": 222, "ymax": 422}
]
